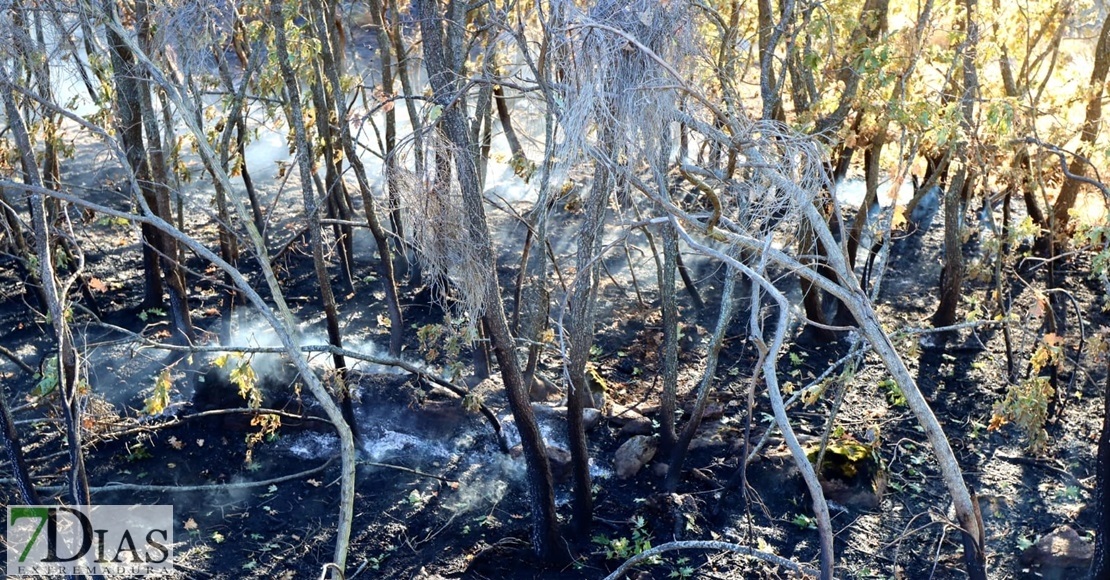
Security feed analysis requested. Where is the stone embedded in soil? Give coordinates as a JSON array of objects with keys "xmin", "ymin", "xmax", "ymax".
[
  {"xmin": 529, "ymin": 404, "xmax": 602, "ymax": 431},
  {"xmin": 545, "ymin": 445, "xmax": 573, "ymax": 482},
  {"xmin": 529, "ymin": 374, "xmax": 560, "ymax": 402},
  {"xmin": 1020, "ymin": 525, "xmax": 1093, "ymax": 575},
  {"xmin": 820, "ymin": 472, "xmax": 886, "ymax": 511},
  {"xmin": 683, "ymin": 402, "xmax": 725, "ymax": 421},
  {"xmin": 607, "ymin": 402, "xmax": 652, "ymax": 425},
  {"xmin": 508, "ymin": 444, "xmax": 574, "ymax": 482},
  {"xmin": 619, "ymin": 417, "xmax": 653, "ymax": 437},
  {"xmin": 689, "ymin": 433, "xmax": 723, "ymax": 451},
  {"xmin": 614, "ymin": 435, "xmax": 658, "ymax": 479},
  {"xmin": 582, "ymin": 407, "xmax": 602, "ymax": 430}
]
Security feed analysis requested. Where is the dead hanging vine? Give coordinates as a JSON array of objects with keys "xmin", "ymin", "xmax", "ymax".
[{"xmin": 549, "ymin": 5, "xmax": 988, "ymax": 576}]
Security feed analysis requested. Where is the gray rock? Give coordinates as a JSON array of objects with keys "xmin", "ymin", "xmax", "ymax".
[
  {"xmin": 582, "ymin": 407, "xmax": 602, "ymax": 431},
  {"xmin": 1021, "ymin": 525, "xmax": 1093, "ymax": 577},
  {"xmin": 530, "ymin": 404, "xmax": 602, "ymax": 431},
  {"xmin": 508, "ymin": 444, "xmax": 574, "ymax": 483},
  {"xmin": 683, "ymin": 402, "xmax": 725, "ymax": 422},
  {"xmin": 614, "ymin": 435, "xmax": 658, "ymax": 479},
  {"xmin": 608, "ymin": 402, "xmax": 648, "ymax": 425},
  {"xmin": 689, "ymin": 434, "xmax": 722, "ymax": 451},
  {"xmin": 546, "ymin": 446, "xmax": 573, "ymax": 483},
  {"xmin": 529, "ymin": 374, "xmax": 560, "ymax": 402},
  {"xmin": 619, "ymin": 417, "xmax": 654, "ymax": 437}
]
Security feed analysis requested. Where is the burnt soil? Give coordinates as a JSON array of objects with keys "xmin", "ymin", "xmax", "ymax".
[{"xmin": 1, "ymin": 181, "xmax": 1108, "ymax": 580}]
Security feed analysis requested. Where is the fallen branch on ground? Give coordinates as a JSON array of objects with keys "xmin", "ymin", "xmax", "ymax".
[
  {"xmin": 9, "ymin": 458, "xmax": 335, "ymax": 495},
  {"xmin": 601, "ymin": 540, "xmax": 820, "ymax": 580}
]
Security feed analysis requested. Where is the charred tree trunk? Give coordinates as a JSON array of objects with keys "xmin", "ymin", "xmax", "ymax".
[
  {"xmin": 1047, "ymin": 14, "xmax": 1110, "ymax": 247},
  {"xmin": 1091, "ymin": 356, "xmax": 1110, "ymax": 578},
  {"xmin": 846, "ymin": 139, "xmax": 883, "ymax": 271},
  {"xmin": 665, "ymin": 265, "xmax": 737, "ymax": 492},
  {"xmin": 368, "ymin": 0, "xmax": 411, "ymax": 279},
  {"xmin": 211, "ymin": 46, "xmax": 262, "ymax": 343},
  {"xmin": 108, "ymin": 6, "xmax": 162, "ymax": 313},
  {"xmin": 271, "ymin": 1, "xmax": 358, "ymax": 437},
  {"xmin": 806, "ymin": 0, "xmax": 890, "ymax": 334},
  {"xmin": 418, "ymin": 0, "xmax": 561, "ymax": 560},
  {"xmin": 311, "ymin": 0, "xmax": 406, "ymax": 357},
  {"xmin": 659, "ymin": 222, "xmax": 681, "ymax": 454},
  {"xmin": 799, "ymin": 222, "xmax": 837, "ymax": 343},
  {"xmin": 933, "ymin": 0, "xmax": 979, "ymax": 332},
  {"xmin": 565, "ymin": 153, "xmax": 614, "ymax": 534},
  {"xmin": 0, "ymin": 66, "xmax": 42, "ymax": 506},
  {"xmin": 756, "ymin": 0, "xmax": 787, "ymax": 121},
  {"xmin": 137, "ymin": 0, "xmax": 193, "ymax": 343},
  {"xmin": 106, "ymin": 0, "xmax": 194, "ymax": 342},
  {"xmin": 0, "ymin": 384, "xmax": 38, "ymax": 504},
  {"xmin": 305, "ymin": 41, "xmax": 355, "ymax": 294},
  {"xmin": 3, "ymin": 7, "xmax": 50, "ymax": 315}
]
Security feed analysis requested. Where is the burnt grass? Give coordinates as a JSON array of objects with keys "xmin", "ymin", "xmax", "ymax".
[{"xmin": 1, "ymin": 191, "xmax": 1108, "ymax": 580}]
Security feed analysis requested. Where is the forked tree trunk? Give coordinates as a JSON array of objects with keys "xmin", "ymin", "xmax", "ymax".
[
  {"xmin": 665, "ymin": 265, "xmax": 736, "ymax": 492},
  {"xmin": 565, "ymin": 153, "xmax": 615, "ymax": 533},
  {"xmin": 417, "ymin": 0, "xmax": 560, "ymax": 560},
  {"xmin": 311, "ymin": 0, "xmax": 406, "ymax": 357},
  {"xmin": 271, "ymin": 1, "xmax": 358, "ymax": 437},
  {"xmin": 137, "ymin": 0, "xmax": 194, "ymax": 343},
  {"xmin": 934, "ymin": 0, "xmax": 979, "ymax": 330},
  {"xmin": 107, "ymin": 0, "xmax": 194, "ymax": 342}
]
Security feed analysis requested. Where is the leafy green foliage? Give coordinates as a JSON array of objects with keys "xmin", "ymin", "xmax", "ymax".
[
  {"xmin": 990, "ymin": 376, "xmax": 1054, "ymax": 452},
  {"xmin": 592, "ymin": 516, "xmax": 654, "ymax": 561},
  {"xmin": 791, "ymin": 513, "xmax": 817, "ymax": 530},
  {"xmin": 878, "ymin": 379, "xmax": 906, "ymax": 407},
  {"xmin": 31, "ymin": 355, "xmax": 59, "ymax": 398}
]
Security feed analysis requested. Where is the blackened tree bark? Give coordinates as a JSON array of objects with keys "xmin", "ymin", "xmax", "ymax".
[
  {"xmin": 1091, "ymin": 357, "xmax": 1110, "ymax": 578},
  {"xmin": 367, "ymin": 0, "xmax": 412, "ymax": 279},
  {"xmin": 1047, "ymin": 14, "xmax": 1110, "ymax": 248},
  {"xmin": 311, "ymin": 0, "xmax": 406, "ymax": 357},
  {"xmin": 0, "ymin": 62, "xmax": 43, "ymax": 506},
  {"xmin": 0, "ymin": 387, "xmax": 38, "ymax": 504},
  {"xmin": 417, "ymin": 0, "xmax": 560, "ymax": 560},
  {"xmin": 659, "ymin": 222, "xmax": 681, "ymax": 454},
  {"xmin": 210, "ymin": 44, "xmax": 264, "ymax": 343},
  {"xmin": 564, "ymin": 154, "xmax": 613, "ymax": 534},
  {"xmin": 105, "ymin": 0, "xmax": 194, "ymax": 343},
  {"xmin": 665, "ymin": 266, "xmax": 737, "ymax": 492},
  {"xmin": 933, "ymin": 0, "xmax": 980, "ymax": 330},
  {"xmin": 271, "ymin": 0, "xmax": 358, "ymax": 436},
  {"xmin": 135, "ymin": 0, "xmax": 194, "ymax": 342},
  {"xmin": 798, "ymin": 0, "xmax": 889, "ymax": 338}
]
